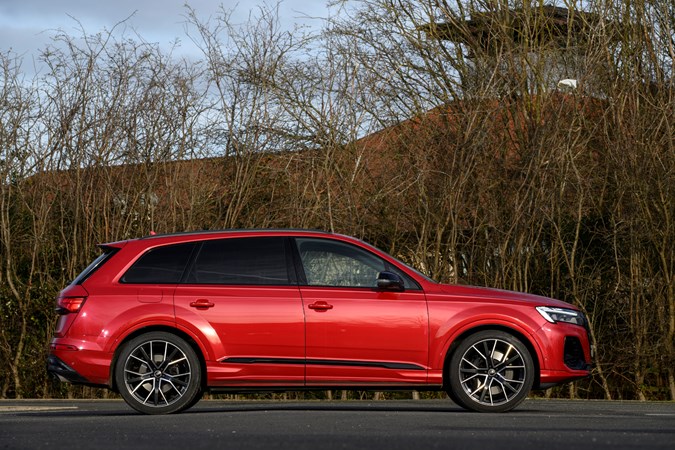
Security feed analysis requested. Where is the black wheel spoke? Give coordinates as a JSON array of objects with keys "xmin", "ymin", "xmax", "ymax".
[
  {"xmin": 495, "ymin": 354, "xmax": 522, "ymax": 370},
  {"xmin": 125, "ymin": 375, "xmax": 148, "ymax": 384},
  {"xmin": 168, "ymin": 377, "xmax": 189, "ymax": 388},
  {"xmin": 153, "ymin": 382, "xmax": 161, "ymax": 406},
  {"xmin": 479, "ymin": 383, "xmax": 490, "ymax": 403},
  {"xmin": 139, "ymin": 347, "xmax": 156, "ymax": 369},
  {"xmin": 159, "ymin": 347, "xmax": 180, "ymax": 371},
  {"xmin": 482, "ymin": 341, "xmax": 493, "ymax": 367},
  {"xmin": 502, "ymin": 380, "xmax": 520, "ymax": 394}
]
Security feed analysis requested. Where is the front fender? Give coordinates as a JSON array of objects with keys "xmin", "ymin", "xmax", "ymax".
[{"xmin": 428, "ymin": 305, "xmax": 545, "ymax": 372}]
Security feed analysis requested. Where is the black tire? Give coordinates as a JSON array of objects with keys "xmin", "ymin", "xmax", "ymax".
[
  {"xmin": 115, "ymin": 331, "xmax": 202, "ymax": 415},
  {"xmin": 447, "ymin": 330, "xmax": 534, "ymax": 413},
  {"xmin": 185, "ymin": 388, "xmax": 204, "ymax": 410}
]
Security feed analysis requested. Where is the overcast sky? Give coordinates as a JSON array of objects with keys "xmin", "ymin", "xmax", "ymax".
[{"xmin": 0, "ymin": 0, "xmax": 331, "ymax": 67}]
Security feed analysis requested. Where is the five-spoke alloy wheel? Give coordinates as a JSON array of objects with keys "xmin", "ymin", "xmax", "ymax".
[
  {"xmin": 448, "ymin": 330, "xmax": 534, "ymax": 413},
  {"xmin": 115, "ymin": 332, "xmax": 201, "ymax": 415}
]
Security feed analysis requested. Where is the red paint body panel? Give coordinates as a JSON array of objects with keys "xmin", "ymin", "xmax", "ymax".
[
  {"xmin": 48, "ymin": 230, "xmax": 592, "ymax": 400},
  {"xmin": 301, "ymin": 286, "xmax": 428, "ymax": 384},
  {"xmin": 174, "ymin": 285, "xmax": 305, "ymax": 385}
]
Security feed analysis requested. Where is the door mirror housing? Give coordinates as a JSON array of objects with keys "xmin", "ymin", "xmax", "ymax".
[{"xmin": 376, "ymin": 271, "xmax": 405, "ymax": 292}]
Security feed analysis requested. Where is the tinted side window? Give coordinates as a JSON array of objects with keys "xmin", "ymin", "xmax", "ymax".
[
  {"xmin": 296, "ymin": 238, "xmax": 386, "ymax": 288},
  {"xmin": 186, "ymin": 237, "xmax": 289, "ymax": 285},
  {"xmin": 295, "ymin": 238, "xmax": 422, "ymax": 290},
  {"xmin": 121, "ymin": 243, "xmax": 196, "ymax": 284}
]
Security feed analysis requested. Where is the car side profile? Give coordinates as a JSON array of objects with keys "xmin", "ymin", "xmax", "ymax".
[{"xmin": 47, "ymin": 230, "xmax": 592, "ymax": 414}]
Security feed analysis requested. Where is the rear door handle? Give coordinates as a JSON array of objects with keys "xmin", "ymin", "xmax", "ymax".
[
  {"xmin": 308, "ymin": 301, "xmax": 333, "ymax": 311},
  {"xmin": 190, "ymin": 299, "xmax": 215, "ymax": 309}
]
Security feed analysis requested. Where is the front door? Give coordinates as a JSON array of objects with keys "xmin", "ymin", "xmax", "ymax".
[{"xmin": 294, "ymin": 237, "xmax": 428, "ymax": 386}]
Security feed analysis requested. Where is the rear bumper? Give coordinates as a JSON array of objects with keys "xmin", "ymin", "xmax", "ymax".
[
  {"xmin": 48, "ymin": 338, "xmax": 113, "ymax": 387},
  {"xmin": 47, "ymin": 355, "xmax": 106, "ymax": 388}
]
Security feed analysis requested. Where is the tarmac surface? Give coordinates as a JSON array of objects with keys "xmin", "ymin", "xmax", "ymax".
[{"xmin": 1, "ymin": 398, "xmax": 673, "ymax": 449}]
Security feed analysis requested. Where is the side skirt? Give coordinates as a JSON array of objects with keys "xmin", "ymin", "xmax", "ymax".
[
  {"xmin": 208, "ymin": 385, "xmax": 445, "ymax": 395},
  {"xmin": 220, "ymin": 357, "xmax": 426, "ymax": 371}
]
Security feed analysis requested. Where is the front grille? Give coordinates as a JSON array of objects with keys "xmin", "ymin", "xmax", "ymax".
[{"xmin": 563, "ymin": 336, "xmax": 587, "ymax": 370}]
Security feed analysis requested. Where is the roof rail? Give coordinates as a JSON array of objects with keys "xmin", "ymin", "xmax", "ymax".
[{"xmin": 139, "ymin": 228, "xmax": 331, "ymax": 240}]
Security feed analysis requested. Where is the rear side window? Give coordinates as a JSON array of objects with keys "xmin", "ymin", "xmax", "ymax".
[
  {"xmin": 185, "ymin": 237, "xmax": 289, "ymax": 285},
  {"xmin": 121, "ymin": 243, "xmax": 196, "ymax": 284}
]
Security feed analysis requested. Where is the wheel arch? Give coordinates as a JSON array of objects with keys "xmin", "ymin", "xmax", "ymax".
[
  {"xmin": 441, "ymin": 324, "xmax": 541, "ymax": 390},
  {"xmin": 109, "ymin": 325, "xmax": 207, "ymax": 393}
]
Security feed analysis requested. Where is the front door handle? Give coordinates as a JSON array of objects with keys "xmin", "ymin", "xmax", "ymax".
[
  {"xmin": 190, "ymin": 299, "xmax": 215, "ymax": 309},
  {"xmin": 308, "ymin": 301, "xmax": 333, "ymax": 311}
]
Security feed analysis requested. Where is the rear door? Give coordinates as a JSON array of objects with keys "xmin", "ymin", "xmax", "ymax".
[{"xmin": 173, "ymin": 236, "xmax": 305, "ymax": 386}]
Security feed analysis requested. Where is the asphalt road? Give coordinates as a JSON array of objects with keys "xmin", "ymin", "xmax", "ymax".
[{"xmin": 1, "ymin": 399, "xmax": 673, "ymax": 450}]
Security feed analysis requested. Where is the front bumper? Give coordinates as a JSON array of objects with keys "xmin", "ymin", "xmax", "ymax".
[{"xmin": 534, "ymin": 321, "xmax": 593, "ymax": 388}]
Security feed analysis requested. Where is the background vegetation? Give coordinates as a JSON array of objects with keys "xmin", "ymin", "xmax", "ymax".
[{"xmin": 1, "ymin": 0, "xmax": 673, "ymax": 401}]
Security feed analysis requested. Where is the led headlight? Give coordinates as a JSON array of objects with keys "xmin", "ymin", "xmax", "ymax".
[{"xmin": 536, "ymin": 306, "xmax": 585, "ymax": 327}]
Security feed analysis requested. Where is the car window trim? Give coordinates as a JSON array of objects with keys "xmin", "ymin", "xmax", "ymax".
[{"xmin": 291, "ymin": 237, "xmax": 422, "ymax": 291}]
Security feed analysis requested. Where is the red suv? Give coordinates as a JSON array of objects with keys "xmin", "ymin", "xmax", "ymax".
[{"xmin": 48, "ymin": 230, "xmax": 591, "ymax": 414}]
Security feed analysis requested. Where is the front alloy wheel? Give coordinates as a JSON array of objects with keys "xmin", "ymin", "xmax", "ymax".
[
  {"xmin": 115, "ymin": 332, "xmax": 201, "ymax": 414},
  {"xmin": 448, "ymin": 330, "xmax": 534, "ymax": 413}
]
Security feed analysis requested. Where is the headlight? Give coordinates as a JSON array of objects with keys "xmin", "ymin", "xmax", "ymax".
[{"xmin": 536, "ymin": 306, "xmax": 585, "ymax": 327}]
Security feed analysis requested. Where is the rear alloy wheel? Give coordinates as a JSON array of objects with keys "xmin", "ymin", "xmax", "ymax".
[
  {"xmin": 448, "ymin": 330, "xmax": 534, "ymax": 413},
  {"xmin": 115, "ymin": 332, "xmax": 201, "ymax": 414}
]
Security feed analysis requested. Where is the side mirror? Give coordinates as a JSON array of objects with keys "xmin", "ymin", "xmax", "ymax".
[{"xmin": 376, "ymin": 271, "xmax": 405, "ymax": 292}]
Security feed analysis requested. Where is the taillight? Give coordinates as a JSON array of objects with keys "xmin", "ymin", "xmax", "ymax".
[{"xmin": 56, "ymin": 296, "xmax": 87, "ymax": 314}]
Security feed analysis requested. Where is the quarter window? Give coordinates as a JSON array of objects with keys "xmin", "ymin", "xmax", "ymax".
[{"xmin": 121, "ymin": 243, "xmax": 195, "ymax": 284}]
